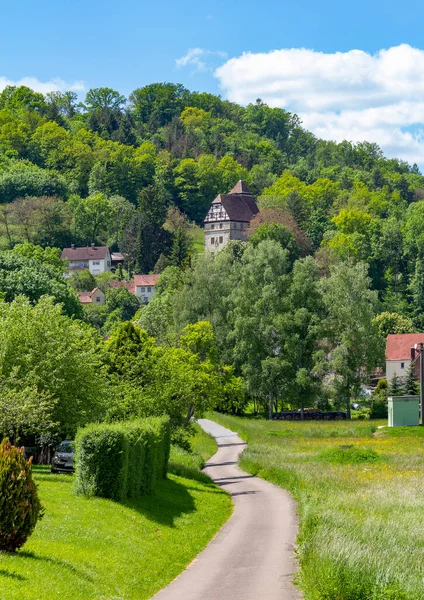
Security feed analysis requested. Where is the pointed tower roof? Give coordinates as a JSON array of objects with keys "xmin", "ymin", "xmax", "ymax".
[{"xmin": 229, "ymin": 180, "xmax": 251, "ymax": 195}]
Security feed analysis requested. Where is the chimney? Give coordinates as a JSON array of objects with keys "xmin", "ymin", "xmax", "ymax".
[
  {"xmin": 91, "ymin": 242, "xmax": 95, "ymax": 248},
  {"xmin": 71, "ymin": 243, "xmax": 75, "ymax": 249}
]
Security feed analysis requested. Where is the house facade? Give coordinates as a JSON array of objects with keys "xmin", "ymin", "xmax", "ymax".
[
  {"xmin": 61, "ymin": 245, "xmax": 112, "ymax": 277},
  {"xmin": 386, "ymin": 333, "xmax": 424, "ymax": 381},
  {"xmin": 110, "ymin": 274, "xmax": 160, "ymax": 304},
  {"xmin": 134, "ymin": 274, "xmax": 159, "ymax": 304},
  {"xmin": 204, "ymin": 180, "xmax": 259, "ymax": 253},
  {"xmin": 77, "ymin": 287, "xmax": 106, "ymax": 306}
]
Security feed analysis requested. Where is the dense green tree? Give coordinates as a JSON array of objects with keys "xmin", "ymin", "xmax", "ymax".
[
  {"xmin": 0, "ymin": 251, "xmax": 83, "ymax": 318},
  {"xmin": 373, "ymin": 312, "xmax": 415, "ymax": 338},
  {"xmin": 0, "ymin": 296, "xmax": 107, "ymax": 437},
  {"xmin": 70, "ymin": 193, "xmax": 112, "ymax": 245},
  {"xmin": 85, "ymin": 88, "xmax": 126, "ymax": 112},
  {"xmin": 320, "ymin": 262, "xmax": 382, "ymax": 418},
  {"xmin": 104, "ymin": 286, "xmax": 141, "ymax": 321},
  {"xmin": 69, "ymin": 269, "xmax": 96, "ymax": 292}
]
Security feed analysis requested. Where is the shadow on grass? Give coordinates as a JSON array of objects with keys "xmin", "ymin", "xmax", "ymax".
[
  {"xmin": 0, "ymin": 569, "xmax": 27, "ymax": 581},
  {"xmin": 16, "ymin": 551, "xmax": 93, "ymax": 582},
  {"xmin": 123, "ymin": 477, "xmax": 197, "ymax": 527}
]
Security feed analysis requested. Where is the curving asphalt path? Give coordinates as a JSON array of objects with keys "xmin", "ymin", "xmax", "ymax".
[{"xmin": 152, "ymin": 418, "xmax": 300, "ymax": 600}]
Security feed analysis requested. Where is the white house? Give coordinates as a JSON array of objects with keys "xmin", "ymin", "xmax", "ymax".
[
  {"xmin": 385, "ymin": 333, "xmax": 424, "ymax": 382},
  {"xmin": 109, "ymin": 274, "xmax": 160, "ymax": 304},
  {"xmin": 134, "ymin": 274, "xmax": 159, "ymax": 304},
  {"xmin": 77, "ymin": 287, "xmax": 106, "ymax": 306},
  {"xmin": 204, "ymin": 180, "xmax": 259, "ymax": 253},
  {"xmin": 61, "ymin": 245, "xmax": 112, "ymax": 277}
]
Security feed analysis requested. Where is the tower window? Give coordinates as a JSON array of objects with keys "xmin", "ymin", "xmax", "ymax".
[
  {"xmin": 219, "ymin": 236, "xmax": 223, "ymax": 243},
  {"xmin": 210, "ymin": 237, "xmax": 215, "ymax": 245}
]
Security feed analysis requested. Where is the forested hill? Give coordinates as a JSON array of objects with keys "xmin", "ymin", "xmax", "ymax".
[{"xmin": 1, "ymin": 82, "xmax": 424, "ymax": 302}]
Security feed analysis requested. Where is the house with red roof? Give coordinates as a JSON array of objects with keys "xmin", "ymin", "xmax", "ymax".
[
  {"xmin": 77, "ymin": 287, "xmax": 106, "ymax": 306},
  {"xmin": 110, "ymin": 274, "xmax": 160, "ymax": 304},
  {"xmin": 204, "ymin": 180, "xmax": 259, "ymax": 253},
  {"xmin": 386, "ymin": 333, "xmax": 424, "ymax": 381},
  {"xmin": 61, "ymin": 244, "xmax": 112, "ymax": 277}
]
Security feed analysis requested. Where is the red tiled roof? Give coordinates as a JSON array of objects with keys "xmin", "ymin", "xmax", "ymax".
[
  {"xmin": 77, "ymin": 291, "xmax": 93, "ymax": 303},
  {"xmin": 61, "ymin": 246, "xmax": 109, "ymax": 261},
  {"xmin": 77, "ymin": 288, "xmax": 103, "ymax": 304},
  {"xmin": 386, "ymin": 333, "xmax": 424, "ymax": 360},
  {"xmin": 134, "ymin": 274, "xmax": 160, "ymax": 286},
  {"xmin": 110, "ymin": 281, "xmax": 136, "ymax": 294}
]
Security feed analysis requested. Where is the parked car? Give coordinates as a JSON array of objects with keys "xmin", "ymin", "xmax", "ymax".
[{"xmin": 51, "ymin": 440, "xmax": 75, "ymax": 474}]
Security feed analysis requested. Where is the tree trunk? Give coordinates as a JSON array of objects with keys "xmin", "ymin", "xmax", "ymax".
[
  {"xmin": 183, "ymin": 403, "xmax": 195, "ymax": 427},
  {"xmin": 268, "ymin": 394, "xmax": 274, "ymax": 420},
  {"xmin": 346, "ymin": 394, "xmax": 351, "ymax": 419}
]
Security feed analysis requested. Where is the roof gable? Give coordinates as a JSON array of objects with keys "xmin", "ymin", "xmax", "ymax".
[{"xmin": 386, "ymin": 333, "xmax": 424, "ymax": 360}]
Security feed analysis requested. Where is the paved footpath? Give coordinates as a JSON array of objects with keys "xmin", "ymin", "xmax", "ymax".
[{"xmin": 152, "ymin": 418, "xmax": 300, "ymax": 600}]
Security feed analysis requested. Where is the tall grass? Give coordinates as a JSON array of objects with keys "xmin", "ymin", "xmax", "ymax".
[{"xmin": 212, "ymin": 413, "xmax": 424, "ymax": 600}]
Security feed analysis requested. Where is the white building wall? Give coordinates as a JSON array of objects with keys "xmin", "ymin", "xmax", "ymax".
[
  {"xmin": 204, "ymin": 222, "xmax": 249, "ymax": 253},
  {"xmin": 135, "ymin": 285, "xmax": 156, "ymax": 304},
  {"xmin": 386, "ymin": 359, "xmax": 409, "ymax": 382},
  {"xmin": 88, "ymin": 250, "xmax": 111, "ymax": 275}
]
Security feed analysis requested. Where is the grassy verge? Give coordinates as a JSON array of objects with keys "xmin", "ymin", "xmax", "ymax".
[
  {"xmin": 0, "ymin": 426, "xmax": 231, "ymax": 600},
  {"xmin": 168, "ymin": 422, "xmax": 219, "ymax": 482},
  {"xmin": 211, "ymin": 412, "xmax": 424, "ymax": 600}
]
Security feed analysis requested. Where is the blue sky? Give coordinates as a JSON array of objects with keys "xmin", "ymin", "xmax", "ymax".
[{"xmin": 2, "ymin": 0, "xmax": 424, "ymax": 165}]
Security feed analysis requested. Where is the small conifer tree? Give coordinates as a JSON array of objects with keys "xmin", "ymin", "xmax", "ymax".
[
  {"xmin": 0, "ymin": 438, "xmax": 44, "ymax": 552},
  {"xmin": 403, "ymin": 362, "xmax": 419, "ymax": 395},
  {"xmin": 389, "ymin": 373, "xmax": 403, "ymax": 396}
]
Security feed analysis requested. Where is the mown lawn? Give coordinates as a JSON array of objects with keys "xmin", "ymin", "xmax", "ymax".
[
  {"xmin": 211, "ymin": 413, "xmax": 424, "ymax": 600},
  {"xmin": 0, "ymin": 427, "xmax": 231, "ymax": 600},
  {"xmin": 192, "ymin": 226, "xmax": 204, "ymax": 254}
]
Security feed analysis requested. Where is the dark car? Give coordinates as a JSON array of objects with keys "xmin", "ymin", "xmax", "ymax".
[{"xmin": 51, "ymin": 440, "xmax": 75, "ymax": 474}]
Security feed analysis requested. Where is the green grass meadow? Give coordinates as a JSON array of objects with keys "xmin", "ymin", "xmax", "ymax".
[
  {"xmin": 211, "ymin": 413, "xmax": 424, "ymax": 600},
  {"xmin": 0, "ymin": 426, "xmax": 231, "ymax": 600}
]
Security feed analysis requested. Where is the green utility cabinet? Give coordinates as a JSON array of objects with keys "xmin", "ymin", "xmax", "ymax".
[{"xmin": 388, "ymin": 396, "xmax": 419, "ymax": 427}]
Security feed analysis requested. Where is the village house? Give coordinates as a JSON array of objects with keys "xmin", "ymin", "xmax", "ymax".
[
  {"xmin": 386, "ymin": 333, "xmax": 424, "ymax": 381},
  {"xmin": 77, "ymin": 287, "xmax": 106, "ymax": 306},
  {"xmin": 204, "ymin": 180, "xmax": 259, "ymax": 253},
  {"xmin": 61, "ymin": 244, "xmax": 112, "ymax": 277},
  {"xmin": 110, "ymin": 274, "xmax": 160, "ymax": 304}
]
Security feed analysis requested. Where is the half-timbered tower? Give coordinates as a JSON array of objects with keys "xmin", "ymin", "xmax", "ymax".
[{"xmin": 204, "ymin": 180, "xmax": 259, "ymax": 253}]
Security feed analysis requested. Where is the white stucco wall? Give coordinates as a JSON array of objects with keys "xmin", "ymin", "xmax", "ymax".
[
  {"xmin": 204, "ymin": 221, "xmax": 249, "ymax": 253},
  {"xmin": 135, "ymin": 285, "xmax": 156, "ymax": 304},
  {"xmin": 386, "ymin": 359, "xmax": 409, "ymax": 381},
  {"xmin": 88, "ymin": 250, "xmax": 111, "ymax": 275}
]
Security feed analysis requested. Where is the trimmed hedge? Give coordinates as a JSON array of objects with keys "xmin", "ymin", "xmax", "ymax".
[{"xmin": 74, "ymin": 417, "xmax": 170, "ymax": 501}]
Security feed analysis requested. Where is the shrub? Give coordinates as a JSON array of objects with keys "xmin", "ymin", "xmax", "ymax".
[
  {"xmin": 0, "ymin": 438, "xmax": 44, "ymax": 552},
  {"xmin": 74, "ymin": 417, "xmax": 170, "ymax": 501}
]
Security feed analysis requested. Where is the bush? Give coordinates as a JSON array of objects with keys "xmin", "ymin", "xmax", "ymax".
[
  {"xmin": 74, "ymin": 417, "xmax": 170, "ymax": 501},
  {"xmin": 0, "ymin": 438, "xmax": 44, "ymax": 552}
]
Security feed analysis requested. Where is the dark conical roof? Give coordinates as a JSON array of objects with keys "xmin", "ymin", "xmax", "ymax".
[{"xmin": 229, "ymin": 180, "xmax": 251, "ymax": 195}]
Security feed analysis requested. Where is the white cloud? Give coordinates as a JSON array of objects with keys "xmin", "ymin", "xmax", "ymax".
[
  {"xmin": 215, "ymin": 44, "xmax": 424, "ymax": 167},
  {"xmin": 0, "ymin": 76, "xmax": 85, "ymax": 95},
  {"xmin": 176, "ymin": 48, "xmax": 227, "ymax": 73}
]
